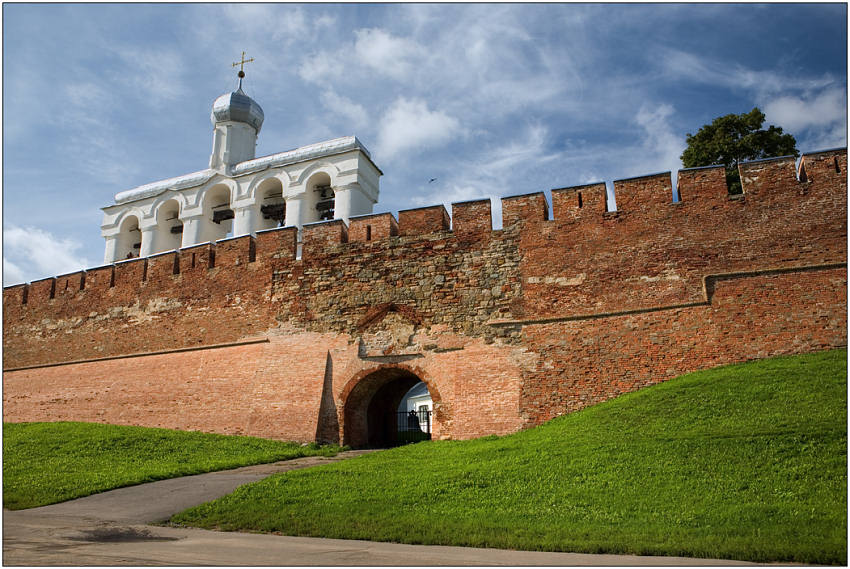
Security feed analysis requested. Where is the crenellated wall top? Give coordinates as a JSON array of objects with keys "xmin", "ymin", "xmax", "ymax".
[{"xmin": 9, "ymin": 147, "xmax": 846, "ymax": 300}]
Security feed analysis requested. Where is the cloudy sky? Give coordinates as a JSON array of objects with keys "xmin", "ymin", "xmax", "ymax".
[{"xmin": 3, "ymin": 3, "xmax": 846, "ymax": 285}]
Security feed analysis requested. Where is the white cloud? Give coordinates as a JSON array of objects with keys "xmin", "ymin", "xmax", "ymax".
[
  {"xmin": 762, "ymin": 87, "xmax": 846, "ymax": 146},
  {"xmin": 50, "ymin": 80, "xmax": 142, "ymax": 186},
  {"xmin": 297, "ymin": 27, "xmax": 425, "ymax": 88},
  {"xmin": 314, "ymin": 14, "xmax": 337, "ymax": 29},
  {"xmin": 375, "ymin": 98, "xmax": 462, "ymax": 161},
  {"xmin": 478, "ymin": 124, "xmax": 557, "ymax": 173},
  {"xmin": 111, "ymin": 46, "xmax": 187, "ymax": 104},
  {"xmin": 3, "ymin": 225, "xmax": 93, "ymax": 285},
  {"xmin": 801, "ymin": 123, "xmax": 849, "ymax": 152},
  {"xmin": 3, "ymin": 259, "xmax": 27, "ymax": 288},
  {"xmin": 221, "ymin": 4, "xmax": 299, "ymax": 41},
  {"xmin": 763, "ymin": 89, "xmax": 846, "ymax": 131},
  {"xmin": 298, "ymin": 51, "xmax": 338, "ymax": 85},
  {"xmin": 660, "ymin": 48, "xmax": 836, "ymax": 97},
  {"xmin": 217, "ymin": 5, "xmax": 334, "ymax": 45},
  {"xmin": 354, "ymin": 28, "xmax": 424, "ymax": 80},
  {"xmin": 320, "ymin": 90, "xmax": 369, "ymax": 130},
  {"xmin": 659, "ymin": 48, "xmax": 847, "ymax": 155},
  {"xmin": 65, "ymin": 81, "xmax": 113, "ymax": 111},
  {"xmin": 635, "ymin": 103, "xmax": 685, "ymax": 174}
]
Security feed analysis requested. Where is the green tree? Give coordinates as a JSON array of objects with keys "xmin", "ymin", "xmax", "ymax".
[{"xmin": 681, "ymin": 107, "xmax": 798, "ymax": 194}]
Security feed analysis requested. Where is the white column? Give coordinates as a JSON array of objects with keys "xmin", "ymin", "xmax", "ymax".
[
  {"xmin": 284, "ymin": 194, "xmax": 304, "ymax": 228},
  {"xmin": 181, "ymin": 214, "xmax": 205, "ymax": 248},
  {"xmin": 139, "ymin": 226, "xmax": 158, "ymax": 257},
  {"xmin": 103, "ymin": 235, "xmax": 118, "ymax": 264},
  {"xmin": 232, "ymin": 205, "xmax": 256, "ymax": 236},
  {"xmin": 332, "ymin": 185, "xmax": 353, "ymax": 224},
  {"xmin": 209, "ymin": 126, "xmax": 224, "ymax": 170},
  {"xmin": 221, "ymin": 124, "xmax": 232, "ymax": 166}
]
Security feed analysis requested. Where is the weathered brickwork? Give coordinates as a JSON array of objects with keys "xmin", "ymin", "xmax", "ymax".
[
  {"xmin": 516, "ymin": 267, "xmax": 847, "ymax": 424},
  {"xmin": 4, "ymin": 149, "xmax": 847, "ymax": 445}
]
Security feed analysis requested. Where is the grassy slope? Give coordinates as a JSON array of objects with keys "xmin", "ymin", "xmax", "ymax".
[
  {"xmin": 3, "ymin": 422, "xmax": 343, "ymax": 510},
  {"xmin": 172, "ymin": 349, "xmax": 848, "ymax": 564}
]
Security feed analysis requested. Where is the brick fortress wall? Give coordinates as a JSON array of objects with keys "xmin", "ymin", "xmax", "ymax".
[{"xmin": 4, "ymin": 149, "xmax": 847, "ymax": 444}]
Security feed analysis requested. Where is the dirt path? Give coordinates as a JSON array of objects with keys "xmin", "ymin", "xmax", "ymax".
[{"xmin": 3, "ymin": 449, "xmax": 767, "ymax": 566}]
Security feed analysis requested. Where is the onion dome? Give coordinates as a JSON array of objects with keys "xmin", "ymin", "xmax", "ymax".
[{"xmin": 211, "ymin": 87, "xmax": 264, "ymax": 133}]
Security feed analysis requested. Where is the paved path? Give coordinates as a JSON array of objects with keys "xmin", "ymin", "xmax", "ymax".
[{"xmin": 4, "ymin": 450, "xmax": 766, "ymax": 566}]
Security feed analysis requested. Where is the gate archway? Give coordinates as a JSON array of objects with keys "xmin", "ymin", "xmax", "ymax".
[{"xmin": 340, "ymin": 365, "xmax": 441, "ymax": 448}]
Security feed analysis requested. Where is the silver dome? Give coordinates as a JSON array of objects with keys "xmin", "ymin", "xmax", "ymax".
[{"xmin": 211, "ymin": 87, "xmax": 264, "ymax": 133}]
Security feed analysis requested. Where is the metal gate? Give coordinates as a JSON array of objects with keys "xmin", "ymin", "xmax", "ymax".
[{"xmin": 397, "ymin": 409, "xmax": 432, "ymax": 443}]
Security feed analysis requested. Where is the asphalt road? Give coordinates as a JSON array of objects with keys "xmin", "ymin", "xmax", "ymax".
[{"xmin": 3, "ymin": 450, "xmax": 766, "ymax": 566}]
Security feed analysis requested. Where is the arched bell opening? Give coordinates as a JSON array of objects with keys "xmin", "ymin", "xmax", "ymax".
[
  {"xmin": 255, "ymin": 177, "xmax": 286, "ymax": 231},
  {"xmin": 115, "ymin": 215, "xmax": 142, "ymax": 260},
  {"xmin": 155, "ymin": 199, "xmax": 183, "ymax": 253},
  {"xmin": 303, "ymin": 172, "xmax": 335, "ymax": 224},
  {"xmin": 341, "ymin": 367, "xmax": 439, "ymax": 448},
  {"xmin": 201, "ymin": 184, "xmax": 234, "ymax": 242}
]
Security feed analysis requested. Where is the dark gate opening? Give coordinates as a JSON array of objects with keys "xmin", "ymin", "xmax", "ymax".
[{"xmin": 363, "ymin": 373, "xmax": 420, "ymax": 448}]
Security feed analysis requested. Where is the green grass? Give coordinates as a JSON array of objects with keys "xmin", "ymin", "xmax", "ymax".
[
  {"xmin": 171, "ymin": 349, "xmax": 848, "ymax": 564},
  {"xmin": 3, "ymin": 422, "xmax": 344, "ymax": 510}
]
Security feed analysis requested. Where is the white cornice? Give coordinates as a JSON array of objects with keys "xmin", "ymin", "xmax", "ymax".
[{"xmin": 111, "ymin": 136, "xmax": 376, "ymax": 206}]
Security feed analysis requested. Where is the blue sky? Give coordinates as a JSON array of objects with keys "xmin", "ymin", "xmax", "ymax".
[{"xmin": 3, "ymin": 3, "xmax": 847, "ymax": 285}]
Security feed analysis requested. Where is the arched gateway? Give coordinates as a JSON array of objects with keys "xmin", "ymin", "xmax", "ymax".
[{"xmin": 340, "ymin": 365, "xmax": 441, "ymax": 448}]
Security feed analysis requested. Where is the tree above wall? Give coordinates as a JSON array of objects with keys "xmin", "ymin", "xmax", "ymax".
[{"xmin": 681, "ymin": 107, "xmax": 798, "ymax": 194}]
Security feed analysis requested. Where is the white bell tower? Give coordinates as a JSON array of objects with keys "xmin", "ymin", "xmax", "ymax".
[{"xmin": 101, "ymin": 52, "xmax": 382, "ymax": 264}]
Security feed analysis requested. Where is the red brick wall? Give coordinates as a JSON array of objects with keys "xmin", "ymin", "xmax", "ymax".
[
  {"xmin": 4, "ymin": 332, "xmax": 530, "ymax": 444},
  {"xmin": 3, "ymin": 337, "xmax": 333, "ymax": 441},
  {"xmin": 516, "ymin": 267, "xmax": 847, "ymax": 425},
  {"xmin": 3, "ymin": 149, "xmax": 846, "ymax": 443}
]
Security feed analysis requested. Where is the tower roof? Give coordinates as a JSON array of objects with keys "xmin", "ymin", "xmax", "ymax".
[{"xmin": 211, "ymin": 87, "xmax": 264, "ymax": 133}]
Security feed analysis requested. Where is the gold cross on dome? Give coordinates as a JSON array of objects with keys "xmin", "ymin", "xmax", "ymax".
[{"xmin": 232, "ymin": 51, "xmax": 254, "ymax": 75}]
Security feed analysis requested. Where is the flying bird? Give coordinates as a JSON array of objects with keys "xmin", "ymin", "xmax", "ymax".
[{"xmin": 428, "ymin": 178, "xmax": 437, "ymax": 183}]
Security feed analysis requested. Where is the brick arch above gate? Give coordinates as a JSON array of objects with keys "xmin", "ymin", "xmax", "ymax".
[{"xmin": 338, "ymin": 363, "xmax": 446, "ymax": 446}]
